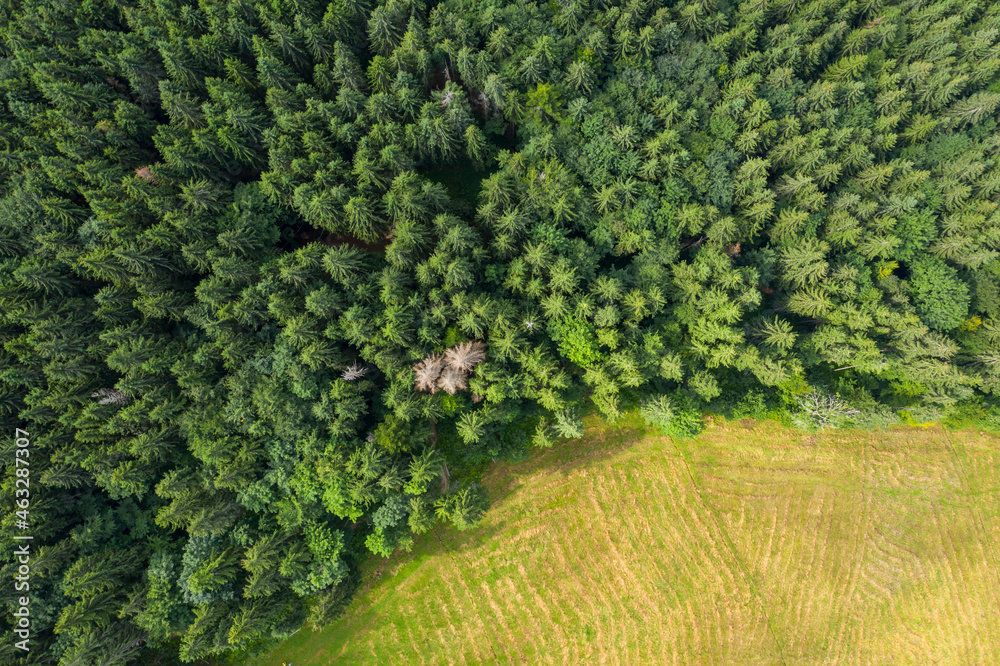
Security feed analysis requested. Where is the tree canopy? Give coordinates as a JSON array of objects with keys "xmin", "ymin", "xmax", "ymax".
[{"xmin": 2, "ymin": 0, "xmax": 1000, "ymax": 661}]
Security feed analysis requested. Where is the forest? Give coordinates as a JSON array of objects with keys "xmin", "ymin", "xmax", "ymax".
[{"xmin": 1, "ymin": 0, "xmax": 999, "ymax": 662}]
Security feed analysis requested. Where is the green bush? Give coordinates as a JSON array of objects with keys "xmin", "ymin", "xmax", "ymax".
[{"xmin": 640, "ymin": 395, "xmax": 705, "ymax": 439}]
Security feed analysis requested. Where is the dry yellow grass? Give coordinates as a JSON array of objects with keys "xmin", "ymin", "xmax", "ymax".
[{"xmin": 252, "ymin": 417, "xmax": 1000, "ymax": 665}]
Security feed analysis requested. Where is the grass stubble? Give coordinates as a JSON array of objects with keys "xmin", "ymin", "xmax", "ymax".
[{"xmin": 252, "ymin": 416, "xmax": 1000, "ymax": 665}]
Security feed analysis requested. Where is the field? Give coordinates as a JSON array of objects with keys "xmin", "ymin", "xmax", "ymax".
[{"xmin": 252, "ymin": 417, "xmax": 1000, "ymax": 664}]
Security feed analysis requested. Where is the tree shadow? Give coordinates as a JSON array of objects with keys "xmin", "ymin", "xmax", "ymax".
[{"xmin": 443, "ymin": 415, "xmax": 658, "ymax": 554}]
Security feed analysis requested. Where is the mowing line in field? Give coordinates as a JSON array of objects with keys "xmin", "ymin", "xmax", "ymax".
[
  {"xmin": 496, "ymin": 576, "xmax": 540, "ymax": 663},
  {"xmin": 431, "ymin": 594, "xmax": 474, "ymax": 663},
  {"xmin": 601, "ymin": 469, "xmax": 656, "ymax": 662},
  {"xmin": 548, "ymin": 515, "xmax": 608, "ymax": 661},
  {"xmin": 512, "ymin": 562, "xmax": 564, "ymax": 664},
  {"xmin": 790, "ymin": 486, "xmax": 827, "ymax": 652},
  {"xmin": 478, "ymin": 579, "xmax": 524, "ymax": 662},
  {"xmin": 557, "ymin": 497, "xmax": 629, "ymax": 665},
  {"xmin": 667, "ymin": 436, "xmax": 790, "ymax": 666},
  {"xmin": 605, "ymin": 464, "xmax": 663, "ymax": 664},
  {"xmin": 943, "ymin": 431, "xmax": 1000, "ymax": 596},
  {"xmin": 640, "ymin": 472, "xmax": 700, "ymax": 664},
  {"xmin": 830, "ymin": 438, "xmax": 871, "ymax": 663},
  {"xmin": 640, "ymin": 471, "xmax": 689, "ymax": 663},
  {"xmin": 249, "ymin": 423, "xmax": 1000, "ymax": 665},
  {"xmin": 656, "ymin": 455, "xmax": 773, "ymax": 660},
  {"xmin": 585, "ymin": 476, "xmax": 646, "ymax": 663},
  {"xmin": 665, "ymin": 453, "xmax": 764, "ymax": 657},
  {"xmin": 936, "ymin": 477, "xmax": 983, "ymax": 656},
  {"xmin": 616, "ymin": 468, "xmax": 673, "ymax": 663},
  {"xmin": 660, "ymin": 459, "xmax": 740, "ymax": 594},
  {"xmin": 460, "ymin": 568, "xmax": 512, "ymax": 663},
  {"xmin": 432, "ymin": 532, "xmax": 503, "ymax": 665}
]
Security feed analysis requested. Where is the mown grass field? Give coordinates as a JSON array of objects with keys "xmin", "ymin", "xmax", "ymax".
[{"xmin": 252, "ymin": 416, "xmax": 1000, "ymax": 664}]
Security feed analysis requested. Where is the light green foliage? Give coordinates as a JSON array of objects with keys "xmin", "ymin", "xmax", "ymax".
[
  {"xmin": 895, "ymin": 210, "xmax": 937, "ymax": 263},
  {"xmin": 136, "ymin": 552, "xmax": 194, "ymax": 645},
  {"xmin": 549, "ymin": 316, "xmax": 603, "ymax": 368},
  {"xmin": 909, "ymin": 257, "xmax": 971, "ymax": 331},
  {"xmin": 435, "ymin": 484, "xmax": 489, "ymax": 531},
  {"xmin": 690, "ymin": 370, "xmax": 722, "ymax": 402},
  {"xmin": 366, "ymin": 496, "xmax": 414, "ymax": 557},
  {"xmin": 373, "ymin": 414, "xmax": 427, "ymax": 453},
  {"xmin": 640, "ymin": 395, "xmax": 705, "ymax": 439},
  {"xmin": 403, "ymin": 447, "xmax": 444, "ymax": 495},
  {"xmin": 554, "ymin": 409, "xmax": 585, "ymax": 439},
  {"xmin": 525, "ymin": 83, "xmax": 563, "ymax": 122}
]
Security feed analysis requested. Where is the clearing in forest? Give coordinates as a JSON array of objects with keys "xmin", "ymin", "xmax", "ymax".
[{"xmin": 253, "ymin": 417, "xmax": 1000, "ymax": 664}]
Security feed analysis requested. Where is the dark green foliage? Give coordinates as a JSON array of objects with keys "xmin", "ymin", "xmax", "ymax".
[{"xmin": 908, "ymin": 257, "xmax": 971, "ymax": 331}]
